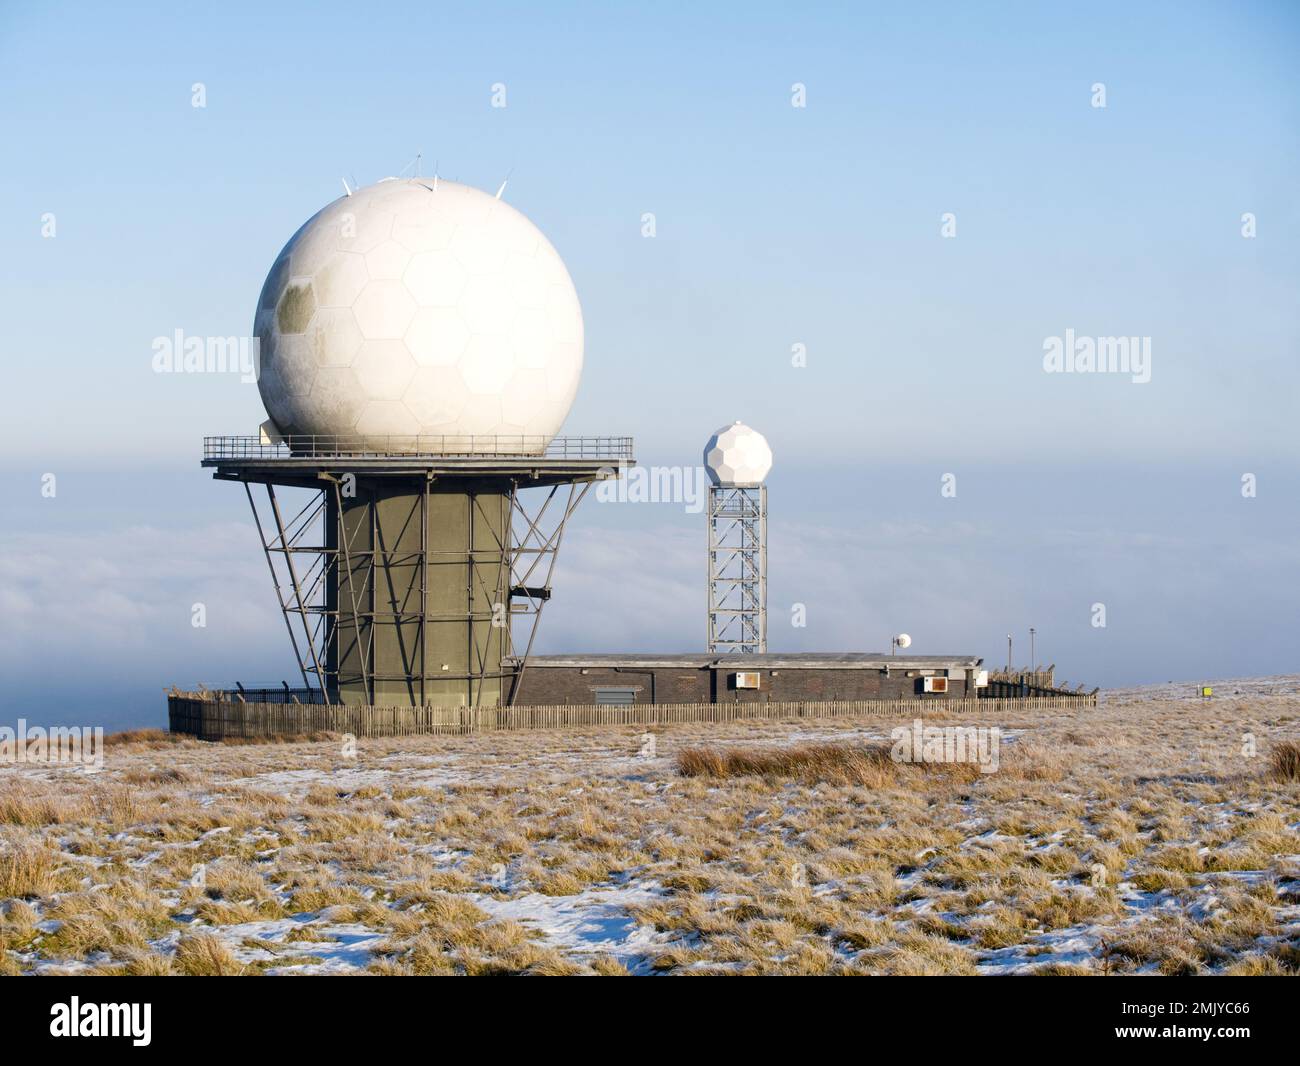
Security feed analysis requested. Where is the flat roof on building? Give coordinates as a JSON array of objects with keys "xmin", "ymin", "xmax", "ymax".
[{"xmin": 512, "ymin": 653, "xmax": 983, "ymax": 670}]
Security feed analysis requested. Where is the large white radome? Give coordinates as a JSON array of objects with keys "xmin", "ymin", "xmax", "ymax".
[
  {"xmin": 255, "ymin": 178, "xmax": 583, "ymax": 453},
  {"xmin": 704, "ymin": 422, "xmax": 773, "ymax": 487}
]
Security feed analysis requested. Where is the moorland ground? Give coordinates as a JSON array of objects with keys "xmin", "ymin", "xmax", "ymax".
[{"xmin": 2, "ymin": 688, "xmax": 1299, "ymax": 975}]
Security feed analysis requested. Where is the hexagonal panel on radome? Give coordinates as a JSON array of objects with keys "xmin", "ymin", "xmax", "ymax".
[
  {"xmin": 276, "ymin": 279, "xmax": 316, "ymax": 335},
  {"xmin": 459, "ymin": 274, "xmax": 512, "ymax": 335},
  {"xmin": 363, "ymin": 179, "xmax": 414, "ymax": 202},
  {"xmin": 352, "ymin": 280, "xmax": 417, "ymax": 340},
  {"xmin": 313, "ymin": 252, "xmax": 369, "ymax": 308},
  {"xmin": 510, "ymin": 308, "xmax": 551, "ymax": 369},
  {"xmin": 355, "ymin": 400, "xmax": 420, "ymax": 437},
  {"xmin": 403, "ymin": 250, "xmax": 467, "ymax": 308},
  {"xmin": 302, "ymin": 366, "xmax": 366, "ymax": 435},
  {"xmin": 287, "ymin": 213, "xmax": 337, "ymax": 278},
  {"xmin": 545, "ymin": 283, "xmax": 582, "ymax": 344},
  {"xmin": 364, "ymin": 239, "xmax": 411, "ymax": 281},
  {"xmin": 405, "ymin": 307, "xmax": 470, "ymax": 367},
  {"xmin": 392, "ymin": 210, "xmax": 454, "ymax": 254},
  {"xmin": 531, "ymin": 400, "xmax": 571, "ymax": 436},
  {"xmin": 403, "ymin": 366, "xmax": 471, "ymax": 427},
  {"xmin": 501, "ymin": 369, "xmax": 549, "ymax": 426},
  {"xmin": 504, "ymin": 252, "xmax": 548, "ymax": 310},
  {"xmin": 336, "ymin": 205, "xmax": 394, "ymax": 255},
  {"xmin": 545, "ymin": 342, "xmax": 583, "ymax": 401},
  {"xmin": 441, "ymin": 185, "xmax": 493, "ymax": 231},
  {"xmin": 256, "ymin": 362, "xmax": 295, "ymax": 434},
  {"xmin": 537, "ymin": 245, "xmax": 573, "ymax": 287},
  {"xmin": 259, "ymin": 255, "xmax": 290, "ymax": 311},
  {"xmin": 484, "ymin": 203, "xmax": 541, "ymax": 256},
  {"xmin": 254, "ymin": 307, "xmax": 275, "ymax": 341},
  {"xmin": 460, "ymin": 392, "xmax": 505, "ymax": 432},
  {"xmin": 272, "ymin": 333, "xmax": 320, "ymax": 395},
  {"xmin": 451, "ymin": 224, "xmax": 509, "ymax": 275},
  {"xmin": 305, "ymin": 307, "xmax": 364, "ymax": 367},
  {"xmin": 352, "ymin": 339, "xmax": 417, "ymax": 401},
  {"xmin": 459, "ymin": 334, "xmax": 515, "ymax": 395}
]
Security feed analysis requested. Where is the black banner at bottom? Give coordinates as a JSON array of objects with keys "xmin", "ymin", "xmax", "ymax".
[{"xmin": 0, "ymin": 975, "xmax": 1284, "ymax": 1050}]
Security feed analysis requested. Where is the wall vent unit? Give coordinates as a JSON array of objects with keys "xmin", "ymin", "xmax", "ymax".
[
  {"xmin": 732, "ymin": 672, "xmax": 761, "ymax": 690},
  {"xmin": 923, "ymin": 676, "xmax": 949, "ymax": 693}
]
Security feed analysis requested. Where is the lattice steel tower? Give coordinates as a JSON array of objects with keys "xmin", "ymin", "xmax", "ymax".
[
  {"xmin": 206, "ymin": 434, "xmax": 630, "ymax": 706},
  {"xmin": 703, "ymin": 422, "xmax": 772, "ymax": 654}
]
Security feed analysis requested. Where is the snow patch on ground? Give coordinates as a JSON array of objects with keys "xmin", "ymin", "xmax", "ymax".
[
  {"xmin": 471, "ymin": 880, "xmax": 670, "ymax": 973},
  {"xmin": 224, "ymin": 766, "xmax": 466, "ymax": 797}
]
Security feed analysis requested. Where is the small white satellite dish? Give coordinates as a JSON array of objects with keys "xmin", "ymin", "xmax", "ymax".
[{"xmin": 892, "ymin": 633, "xmax": 912, "ymax": 653}]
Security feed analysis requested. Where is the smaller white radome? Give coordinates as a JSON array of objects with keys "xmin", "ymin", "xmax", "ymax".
[{"xmin": 704, "ymin": 422, "xmax": 772, "ymax": 487}]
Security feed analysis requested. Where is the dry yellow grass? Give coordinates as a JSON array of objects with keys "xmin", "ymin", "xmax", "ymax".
[
  {"xmin": 1271, "ymin": 740, "xmax": 1300, "ymax": 782},
  {"xmin": 175, "ymin": 933, "xmax": 246, "ymax": 976},
  {"xmin": 1, "ymin": 690, "xmax": 1297, "ymax": 975},
  {"xmin": 0, "ymin": 842, "xmax": 56, "ymax": 898},
  {"xmin": 676, "ymin": 741, "xmax": 898, "ymax": 786},
  {"xmin": 103, "ymin": 728, "xmax": 180, "ymax": 749}
]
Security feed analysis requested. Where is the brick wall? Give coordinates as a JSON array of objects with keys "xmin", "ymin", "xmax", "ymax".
[
  {"xmin": 512, "ymin": 665, "xmax": 969, "ymax": 704},
  {"xmin": 512, "ymin": 666, "xmax": 711, "ymax": 704}
]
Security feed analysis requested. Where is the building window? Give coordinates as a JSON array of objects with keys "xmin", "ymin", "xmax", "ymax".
[{"xmin": 593, "ymin": 687, "xmax": 637, "ymax": 706}]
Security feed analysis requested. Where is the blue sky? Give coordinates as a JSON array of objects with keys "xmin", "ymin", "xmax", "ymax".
[{"xmin": 1, "ymin": 2, "xmax": 1297, "ymax": 728}]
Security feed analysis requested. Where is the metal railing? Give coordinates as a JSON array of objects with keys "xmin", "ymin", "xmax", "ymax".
[
  {"xmin": 203, "ymin": 435, "xmax": 634, "ymax": 461},
  {"xmin": 183, "ymin": 685, "xmax": 328, "ymax": 704}
]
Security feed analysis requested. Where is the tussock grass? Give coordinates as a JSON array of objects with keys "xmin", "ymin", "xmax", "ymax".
[
  {"xmin": 0, "ymin": 795, "xmax": 67, "ymax": 828},
  {"xmin": 1223, "ymin": 954, "xmax": 1288, "ymax": 976},
  {"xmin": 677, "ymin": 742, "xmax": 897, "ymax": 786},
  {"xmin": 1270, "ymin": 740, "xmax": 1300, "ymax": 782},
  {"xmin": 0, "ymin": 843, "xmax": 56, "ymax": 898},
  {"xmin": 217, "ymin": 731, "xmax": 342, "ymax": 746},
  {"xmin": 0, "ymin": 783, "xmax": 87, "ymax": 826},
  {"xmin": 175, "ymin": 933, "xmax": 246, "ymax": 976},
  {"xmin": 123, "ymin": 766, "xmax": 193, "ymax": 785},
  {"xmin": 104, "ymin": 728, "xmax": 181, "ymax": 749}
]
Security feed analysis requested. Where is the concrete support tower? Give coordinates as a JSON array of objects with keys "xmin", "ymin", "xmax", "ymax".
[{"xmin": 703, "ymin": 422, "xmax": 773, "ymax": 654}]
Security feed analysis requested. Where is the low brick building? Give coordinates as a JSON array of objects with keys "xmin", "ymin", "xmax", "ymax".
[{"xmin": 508, "ymin": 653, "xmax": 986, "ymax": 705}]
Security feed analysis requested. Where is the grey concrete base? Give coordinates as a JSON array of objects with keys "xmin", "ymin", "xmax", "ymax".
[{"xmin": 326, "ymin": 476, "xmax": 511, "ymax": 706}]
